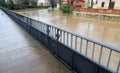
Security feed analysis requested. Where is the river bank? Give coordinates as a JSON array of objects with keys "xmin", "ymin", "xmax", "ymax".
[{"xmin": 73, "ymin": 11, "xmax": 120, "ymax": 21}]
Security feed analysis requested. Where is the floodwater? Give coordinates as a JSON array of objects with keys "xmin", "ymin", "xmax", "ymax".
[
  {"xmin": 15, "ymin": 9, "xmax": 120, "ymax": 48},
  {"xmin": 14, "ymin": 9, "xmax": 120, "ymax": 72}
]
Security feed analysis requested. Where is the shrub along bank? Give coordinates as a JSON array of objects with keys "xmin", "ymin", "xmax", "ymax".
[{"xmin": 60, "ymin": 5, "xmax": 71, "ymax": 14}]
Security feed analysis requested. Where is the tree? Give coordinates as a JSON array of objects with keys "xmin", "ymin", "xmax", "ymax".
[
  {"xmin": 22, "ymin": 0, "xmax": 30, "ymax": 5},
  {"xmin": 6, "ymin": 0, "xmax": 14, "ymax": 9},
  {"xmin": 30, "ymin": 0, "xmax": 38, "ymax": 5},
  {"xmin": 0, "ymin": 0, "xmax": 5, "ymax": 6},
  {"xmin": 59, "ymin": 0, "xmax": 64, "ymax": 5}
]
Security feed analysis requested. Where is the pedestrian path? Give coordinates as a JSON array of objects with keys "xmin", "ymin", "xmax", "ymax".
[{"xmin": 0, "ymin": 9, "xmax": 72, "ymax": 73}]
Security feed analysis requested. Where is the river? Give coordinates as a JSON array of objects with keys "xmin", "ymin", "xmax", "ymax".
[{"xmin": 14, "ymin": 9, "xmax": 120, "ymax": 48}]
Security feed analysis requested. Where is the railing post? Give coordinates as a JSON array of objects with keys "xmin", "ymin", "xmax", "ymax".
[
  {"xmin": 47, "ymin": 25, "xmax": 50, "ymax": 49},
  {"xmin": 47, "ymin": 25, "xmax": 50, "ymax": 36},
  {"xmin": 56, "ymin": 29, "xmax": 60, "ymax": 55},
  {"xmin": 56, "ymin": 29, "xmax": 60, "ymax": 41},
  {"xmin": 29, "ymin": 19, "xmax": 32, "ymax": 34}
]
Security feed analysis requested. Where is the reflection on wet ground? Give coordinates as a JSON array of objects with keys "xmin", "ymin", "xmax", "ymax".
[{"xmin": 15, "ymin": 9, "xmax": 120, "ymax": 48}]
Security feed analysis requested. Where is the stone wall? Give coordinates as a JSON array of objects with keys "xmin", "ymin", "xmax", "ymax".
[{"xmin": 76, "ymin": 8, "xmax": 120, "ymax": 15}]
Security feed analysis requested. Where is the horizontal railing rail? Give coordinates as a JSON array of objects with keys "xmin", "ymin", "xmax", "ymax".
[{"xmin": 0, "ymin": 6, "xmax": 119, "ymax": 73}]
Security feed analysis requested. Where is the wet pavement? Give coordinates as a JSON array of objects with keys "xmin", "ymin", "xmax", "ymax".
[
  {"xmin": 15, "ymin": 9, "xmax": 120, "ymax": 48},
  {"xmin": 0, "ymin": 9, "xmax": 72, "ymax": 73}
]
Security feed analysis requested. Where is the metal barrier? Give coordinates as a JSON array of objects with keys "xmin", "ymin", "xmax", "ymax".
[{"xmin": 0, "ymin": 6, "xmax": 120, "ymax": 73}]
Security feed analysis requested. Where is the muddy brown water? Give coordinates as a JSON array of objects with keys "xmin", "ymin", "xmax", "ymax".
[{"xmin": 14, "ymin": 9, "xmax": 120, "ymax": 72}]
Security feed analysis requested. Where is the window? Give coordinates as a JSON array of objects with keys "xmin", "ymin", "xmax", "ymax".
[
  {"xmin": 101, "ymin": 2, "xmax": 105, "ymax": 7},
  {"xmin": 109, "ymin": 2, "xmax": 115, "ymax": 9}
]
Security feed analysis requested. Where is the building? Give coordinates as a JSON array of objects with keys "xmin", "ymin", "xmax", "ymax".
[
  {"xmin": 93, "ymin": 0, "xmax": 120, "ymax": 9},
  {"xmin": 67, "ymin": 0, "xmax": 85, "ymax": 9},
  {"xmin": 37, "ymin": 0, "xmax": 50, "ymax": 6},
  {"xmin": 62, "ymin": 0, "xmax": 67, "ymax": 4}
]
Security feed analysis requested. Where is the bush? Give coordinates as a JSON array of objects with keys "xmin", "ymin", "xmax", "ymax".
[{"xmin": 60, "ymin": 5, "xmax": 71, "ymax": 14}]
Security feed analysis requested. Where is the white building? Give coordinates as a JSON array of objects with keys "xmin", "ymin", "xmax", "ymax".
[
  {"xmin": 37, "ymin": 0, "xmax": 50, "ymax": 6},
  {"xmin": 93, "ymin": 0, "xmax": 120, "ymax": 9},
  {"xmin": 61, "ymin": 0, "xmax": 67, "ymax": 4}
]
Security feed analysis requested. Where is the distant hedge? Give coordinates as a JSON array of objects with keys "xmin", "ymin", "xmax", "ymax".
[
  {"xmin": 60, "ymin": 5, "xmax": 71, "ymax": 14},
  {"xmin": 1, "ymin": 4, "xmax": 50, "ymax": 10}
]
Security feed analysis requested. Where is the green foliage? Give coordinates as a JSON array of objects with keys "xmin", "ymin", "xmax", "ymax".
[
  {"xmin": 22, "ymin": 5, "xmax": 50, "ymax": 8},
  {"xmin": 0, "ymin": 0, "xmax": 4, "ymax": 3},
  {"xmin": 5, "ymin": 5, "xmax": 50, "ymax": 10},
  {"xmin": 0, "ymin": 0, "xmax": 49, "ymax": 10},
  {"xmin": 0, "ymin": 0, "xmax": 5, "ymax": 6},
  {"xmin": 60, "ymin": 5, "xmax": 71, "ymax": 14},
  {"xmin": 22, "ymin": 0, "xmax": 29, "ymax": 5},
  {"xmin": 5, "ymin": 0, "xmax": 14, "ymax": 10}
]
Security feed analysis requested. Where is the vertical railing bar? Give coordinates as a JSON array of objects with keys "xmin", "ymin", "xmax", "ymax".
[
  {"xmin": 65, "ymin": 32, "xmax": 67, "ymax": 45},
  {"xmin": 58, "ymin": 30, "xmax": 60, "ymax": 41},
  {"xmin": 116, "ymin": 60, "xmax": 120, "ymax": 73},
  {"xmin": 45, "ymin": 24, "xmax": 49, "ymax": 34},
  {"xmin": 52, "ymin": 27, "xmax": 54, "ymax": 38},
  {"xmin": 47, "ymin": 25, "xmax": 49, "ymax": 36},
  {"xmin": 53, "ymin": 27, "xmax": 55, "ymax": 39},
  {"xmin": 60, "ymin": 30, "xmax": 62, "ymax": 42},
  {"xmin": 63, "ymin": 31, "xmax": 65, "ymax": 44},
  {"xmin": 67, "ymin": 32, "xmax": 69, "ymax": 46},
  {"xmin": 80, "ymin": 38, "xmax": 83, "ymax": 53},
  {"xmin": 49, "ymin": 26, "xmax": 51, "ymax": 36},
  {"xmin": 42, "ymin": 23, "xmax": 44, "ymax": 33},
  {"xmin": 107, "ymin": 49, "xmax": 112, "ymax": 68},
  {"xmin": 99, "ymin": 46, "xmax": 103, "ymax": 64},
  {"xmin": 54, "ymin": 28, "xmax": 56, "ymax": 38},
  {"xmin": 46, "ymin": 25, "xmax": 49, "ymax": 34},
  {"xmin": 43, "ymin": 24, "xmax": 47, "ymax": 33},
  {"xmin": 75, "ymin": 36, "xmax": 77, "ymax": 50},
  {"xmin": 62, "ymin": 31, "xmax": 64, "ymax": 43},
  {"xmin": 85, "ymin": 40, "xmax": 88, "ymax": 56},
  {"xmin": 71, "ymin": 34, "xmax": 73, "ymax": 48},
  {"xmin": 48, "ymin": 26, "xmax": 50, "ymax": 36},
  {"xmin": 92, "ymin": 43, "xmax": 95, "ymax": 60},
  {"xmin": 51, "ymin": 26, "xmax": 52, "ymax": 37},
  {"xmin": 55, "ymin": 28, "xmax": 57, "ymax": 39},
  {"xmin": 44, "ymin": 24, "xmax": 46, "ymax": 34},
  {"xmin": 42, "ymin": 24, "xmax": 45, "ymax": 33},
  {"xmin": 49, "ymin": 26, "xmax": 50, "ymax": 35},
  {"xmin": 57, "ymin": 28, "xmax": 59, "ymax": 41}
]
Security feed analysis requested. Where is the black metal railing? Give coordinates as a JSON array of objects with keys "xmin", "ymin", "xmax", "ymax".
[{"xmin": 0, "ymin": 6, "xmax": 119, "ymax": 73}]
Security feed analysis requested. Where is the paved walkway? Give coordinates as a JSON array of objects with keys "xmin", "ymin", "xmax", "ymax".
[{"xmin": 0, "ymin": 9, "xmax": 72, "ymax": 73}]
